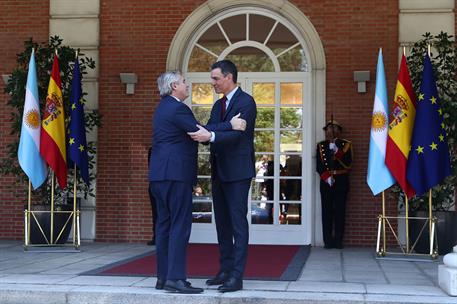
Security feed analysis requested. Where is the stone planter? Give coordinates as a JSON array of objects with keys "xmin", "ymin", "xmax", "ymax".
[{"xmin": 410, "ymin": 210, "xmax": 457, "ymax": 255}]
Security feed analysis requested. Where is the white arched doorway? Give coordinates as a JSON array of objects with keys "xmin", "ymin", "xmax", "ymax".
[{"xmin": 167, "ymin": 1, "xmax": 326, "ymax": 245}]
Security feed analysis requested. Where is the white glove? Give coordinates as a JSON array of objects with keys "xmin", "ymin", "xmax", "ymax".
[
  {"xmin": 329, "ymin": 142, "xmax": 338, "ymax": 153},
  {"xmin": 326, "ymin": 176, "xmax": 335, "ymax": 187}
]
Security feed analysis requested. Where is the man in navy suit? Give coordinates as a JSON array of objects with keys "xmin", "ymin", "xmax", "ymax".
[
  {"xmin": 149, "ymin": 71, "xmax": 246, "ymax": 294},
  {"xmin": 189, "ymin": 60, "xmax": 257, "ymax": 292}
]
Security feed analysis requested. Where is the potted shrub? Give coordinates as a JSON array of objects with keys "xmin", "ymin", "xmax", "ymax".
[
  {"xmin": 399, "ymin": 32, "xmax": 457, "ymax": 255},
  {"xmin": 0, "ymin": 36, "xmax": 100, "ymax": 245}
]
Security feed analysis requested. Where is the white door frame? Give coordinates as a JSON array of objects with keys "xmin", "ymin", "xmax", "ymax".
[{"xmin": 187, "ymin": 72, "xmax": 312, "ymax": 245}]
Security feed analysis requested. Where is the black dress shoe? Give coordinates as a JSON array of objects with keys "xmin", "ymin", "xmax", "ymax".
[
  {"xmin": 206, "ymin": 271, "xmax": 230, "ymax": 285},
  {"xmin": 157, "ymin": 278, "xmax": 191, "ymax": 290},
  {"xmin": 217, "ymin": 277, "xmax": 242, "ymax": 293},
  {"xmin": 164, "ymin": 279, "xmax": 203, "ymax": 294},
  {"xmin": 147, "ymin": 239, "xmax": 155, "ymax": 246},
  {"xmin": 155, "ymin": 278, "xmax": 165, "ymax": 290}
]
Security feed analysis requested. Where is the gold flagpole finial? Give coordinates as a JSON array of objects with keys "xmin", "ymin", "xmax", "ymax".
[
  {"xmin": 403, "ymin": 46, "xmax": 406, "ymax": 56},
  {"xmin": 75, "ymin": 50, "xmax": 79, "ymax": 58},
  {"xmin": 427, "ymin": 44, "xmax": 431, "ymax": 57}
]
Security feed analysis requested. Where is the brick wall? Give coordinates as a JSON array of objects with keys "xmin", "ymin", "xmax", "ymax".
[
  {"xmin": 96, "ymin": 0, "xmax": 206, "ymax": 242},
  {"xmin": 3, "ymin": 0, "xmax": 448, "ymax": 246},
  {"xmin": 299, "ymin": 0, "xmax": 400, "ymax": 246},
  {"xmin": 0, "ymin": 1, "xmax": 49, "ymax": 239},
  {"xmin": 95, "ymin": 0, "xmax": 399, "ymax": 245}
]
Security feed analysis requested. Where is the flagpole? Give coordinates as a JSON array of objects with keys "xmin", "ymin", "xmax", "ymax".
[
  {"xmin": 73, "ymin": 164, "xmax": 77, "ymax": 245},
  {"xmin": 26, "ymin": 180, "xmax": 32, "ymax": 246},
  {"xmin": 382, "ymin": 191, "xmax": 386, "ymax": 253},
  {"xmin": 429, "ymin": 189, "xmax": 433, "ymax": 254},
  {"xmin": 51, "ymin": 172, "xmax": 55, "ymax": 244},
  {"xmin": 405, "ymin": 193, "xmax": 409, "ymax": 253}
]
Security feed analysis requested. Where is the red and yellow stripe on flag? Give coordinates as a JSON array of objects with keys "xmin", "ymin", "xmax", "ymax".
[
  {"xmin": 40, "ymin": 54, "xmax": 67, "ymax": 188},
  {"xmin": 385, "ymin": 54, "xmax": 416, "ymax": 198}
]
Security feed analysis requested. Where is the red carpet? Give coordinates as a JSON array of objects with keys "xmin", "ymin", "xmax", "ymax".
[{"xmin": 92, "ymin": 244, "xmax": 309, "ymax": 281}]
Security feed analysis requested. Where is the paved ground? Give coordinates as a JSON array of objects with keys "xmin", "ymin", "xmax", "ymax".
[{"xmin": 0, "ymin": 240, "xmax": 454, "ymax": 303}]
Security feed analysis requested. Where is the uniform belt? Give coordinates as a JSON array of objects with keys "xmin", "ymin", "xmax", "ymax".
[{"xmin": 330, "ymin": 169, "xmax": 348, "ymax": 175}]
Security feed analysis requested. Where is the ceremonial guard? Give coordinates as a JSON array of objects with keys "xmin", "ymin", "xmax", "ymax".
[{"xmin": 316, "ymin": 120, "xmax": 353, "ymax": 249}]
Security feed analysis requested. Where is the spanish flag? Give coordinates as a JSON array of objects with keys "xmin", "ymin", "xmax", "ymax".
[
  {"xmin": 40, "ymin": 54, "xmax": 67, "ymax": 188},
  {"xmin": 385, "ymin": 54, "xmax": 416, "ymax": 198}
]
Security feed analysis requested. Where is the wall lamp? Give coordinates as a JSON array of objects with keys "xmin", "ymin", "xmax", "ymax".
[
  {"xmin": 353, "ymin": 70, "xmax": 370, "ymax": 93},
  {"xmin": 119, "ymin": 73, "xmax": 138, "ymax": 95}
]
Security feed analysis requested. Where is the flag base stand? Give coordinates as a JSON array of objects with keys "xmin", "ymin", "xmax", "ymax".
[
  {"xmin": 375, "ymin": 214, "xmax": 438, "ymax": 261},
  {"xmin": 23, "ymin": 206, "xmax": 81, "ymax": 252}
]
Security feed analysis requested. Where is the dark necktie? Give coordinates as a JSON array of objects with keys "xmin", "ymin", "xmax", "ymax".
[{"xmin": 220, "ymin": 96, "xmax": 227, "ymax": 120}]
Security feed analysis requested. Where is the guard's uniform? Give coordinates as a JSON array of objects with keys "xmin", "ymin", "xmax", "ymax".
[{"xmin": 316, "ymin": 138, "xmax": 353, "ymax": 248}]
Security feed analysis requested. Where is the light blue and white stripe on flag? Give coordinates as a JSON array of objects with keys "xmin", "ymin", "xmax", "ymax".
[
  {"xmin": 367, "ymin": 49, "xmax": 395, "ymax": 195},
  {"xmin": 18, "ymin": 49, "xmax": 47, "ymax": 189}
]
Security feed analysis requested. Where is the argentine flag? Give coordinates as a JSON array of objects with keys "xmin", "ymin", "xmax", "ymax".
[
  {"xmin": 367, "ymin": 49, "xmax": 395, "ymax": 195},
  {"xmin": 18, "ymin": 50, "xmax": 47, "ymax": 189}
]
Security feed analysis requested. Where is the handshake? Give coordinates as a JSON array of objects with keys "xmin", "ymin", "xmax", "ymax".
[{"xmin": 188, "ymin": 113, "xmax": 246, "ymax": 143}]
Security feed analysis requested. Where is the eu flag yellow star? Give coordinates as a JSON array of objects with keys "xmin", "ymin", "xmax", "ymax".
[
  {"xmin": 78, "ymin": 144, "xmax": 85, "ymax": 152},
  {"xmin": 439, "ymin": 134, "xmax": 444, "ymax": 142},
  {"xmin": 415, "ymin": 146, "xmax": 424, "ymax": 154},
  {"xmin": 417, "ymin": 93, "xmax": 424, "ymax": 101},
  {"xmin": 430, "ymin": 96, "xmax": 437, "ymax": 104},
  {"xmin": 69, "ymin": 137, "xmax": 75, "ymax": 145},
  {"xmin": 429, "ymin": 142, "xmax": 437, "ymax": 151}
]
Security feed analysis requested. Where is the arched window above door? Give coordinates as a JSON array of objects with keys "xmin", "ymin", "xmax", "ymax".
[{"xmin": 187, "ymin": 12, "xmax": 308, "ymax": 72}]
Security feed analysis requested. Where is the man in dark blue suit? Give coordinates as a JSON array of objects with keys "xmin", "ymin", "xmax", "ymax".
[
  {"xmin": 149, "ymin": 71, "xmax": 245, "ymax": 294},
  {"xmin": 189, "ymin": 60, "xmax": 257, "ymax": 292}
]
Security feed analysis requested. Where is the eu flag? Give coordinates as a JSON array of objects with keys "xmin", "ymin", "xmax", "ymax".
[
  {"xmin": 68, "ymin": 58, "xmax": 89, "ymax": 185},
  {"xmin": 406, "ymin": 54, "xmax": 451, "ymax": 197}
]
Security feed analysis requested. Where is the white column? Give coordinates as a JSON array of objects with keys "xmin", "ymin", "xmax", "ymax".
[
  {"xmin": 49, "ymin": 0, "xmax": 100, "ymax": 241},
  {"xmin": 439, "ymin": 245, "xmax": 457, "ymax": 296}
]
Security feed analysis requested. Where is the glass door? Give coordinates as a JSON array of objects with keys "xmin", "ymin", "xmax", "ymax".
[{"xmin": 187, "ymin": 72, "xmax": 311, "ymax": 245}]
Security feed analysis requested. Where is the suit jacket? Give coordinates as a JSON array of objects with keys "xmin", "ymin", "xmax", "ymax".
[
  {"xmin": 149, "ymin": 95, "xmax": 232, "ymax": 185},
  {"xmin": 208, "ymin": 88, "xmax": 257, "ymax": 182}
]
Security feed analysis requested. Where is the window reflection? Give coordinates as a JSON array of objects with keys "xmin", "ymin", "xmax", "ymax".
[
  {"xmin": 188, "ymin": 47, "xmax": 216, "ymax": 72},
  {"xmin": 254, "ymin": 130, "xmax": 274, "ymax": 152},
  {"xmin": 192, "ymin": 107, "xmax": 212, "ymax": 124},
  {"xmin": 197, "ymin": 154, "xmax": 211, "ymax": 176},
  {"xmin": 194, "ymin": 178, "xmax": 211, "ymax": 198},
  {"xmin": 197, "ymin": 23, "xmax": 228, "ymax": 54},
  {"xmin": 279, "ymin": 203, "xmax": 301, "ymax": 225},
  {"xmin": 280, "ymin": 83, "xmax": 302, "ymax": 105},
  {"xmin": 280, "ymin": 131, "xmax": 302, "ymax": 153},
  {"xmin": 226, "ymin": 47, "xmax": 274, "ymax": 72},
  {"xmin": 220, "ymin": 15, "xmax": 246, "ymax": 43},
  {"xmin": 278, "ymin": 47, "xmax": 308, "ymax": 72},
  {"xmin": 251, "ymin": 203, "xmax": 273, "ymax": 224},
  {"xmin": 253, "ymin": 83, "xmax": 275, "ymax": 104},
  {"xmin": 266, "ymin": 23, "xmax": 297, "ymax": 55},
  {"xmin": 192, "ymin": 83, "xmax": 213, "ymax": 105},
  {"xmin": 280, "ymin": 107, "xmax": 302, "ymax": 128},
  {"xmin": 249, "ymin": 14, "xmax": 276, "ymax": 43},
  {"xmin": 192, "ymin": 202, "xmax": 212, "ymax": 223},
  {"xmin": 256, "ymin": 107, "xmax": 275, "ymax": 129}
]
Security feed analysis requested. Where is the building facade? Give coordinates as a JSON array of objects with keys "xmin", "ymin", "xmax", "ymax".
[{"xmin": 1, "ymin": 0, "xmax": 455, "ymax": 246}]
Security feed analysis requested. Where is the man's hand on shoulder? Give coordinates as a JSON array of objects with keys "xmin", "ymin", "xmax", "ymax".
[
  {"xmin": 230, "ymin": 113, "xmax": 246, "ymax": 131},
  {"xmin": 188, "ymin": 125, "xmax": 212, "ymax": 142}
]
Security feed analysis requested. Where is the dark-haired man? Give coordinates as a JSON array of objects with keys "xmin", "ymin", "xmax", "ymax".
[{"xmin": 188, "ymin": 60, "xmax": 257, "ymax": 292}]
